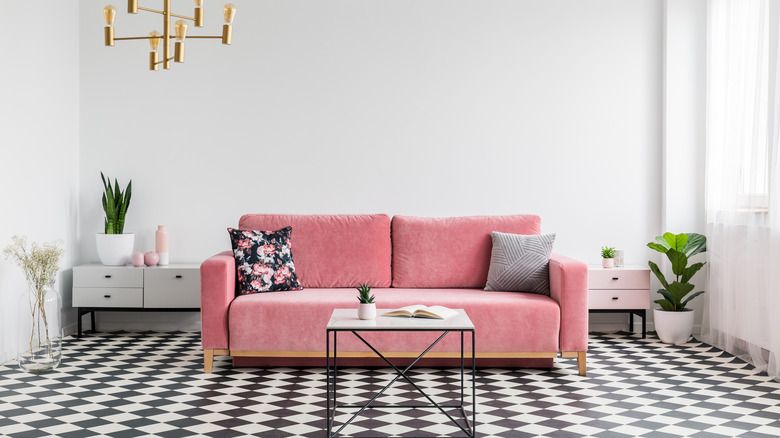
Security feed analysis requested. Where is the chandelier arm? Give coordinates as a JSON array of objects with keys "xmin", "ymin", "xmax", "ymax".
[
  {"xmin": 169, "ymin": 13, "xmax": 195, "ymax": 21},
  {"xmin": 186, "ymin": 36, "xmax": 223, "ymax": 39},
  {"xmin": 136, "ymin": 6, "xmax": 194, "ymax": 21},
  {"xmin": 137, "ymin": 6, "xmax": 164, "ymax": 14},
  {"xmin": 114, "ymin": 36, "xmax": 165, "ymax": 41}
]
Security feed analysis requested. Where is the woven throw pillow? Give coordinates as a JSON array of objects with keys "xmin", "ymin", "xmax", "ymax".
[
  {"xmin": 228, "ymin": 227, "xmax": 302, "ymax": 295},
  {"xmin": 484, "ymin": 232, "xmax": 556, "ymax": 295}
]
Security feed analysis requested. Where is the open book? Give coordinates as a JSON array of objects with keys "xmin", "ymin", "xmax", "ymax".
[{"xmin": 382, "ymin": 305, "xmax": 458, "ymax": 320}]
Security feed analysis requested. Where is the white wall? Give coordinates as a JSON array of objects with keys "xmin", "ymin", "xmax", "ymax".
[
  {"xmin": 78, "ymin": 1, "xmax": 663, "ymax": 330},
  {"xmin": 0, "ymin": 1, "xmax": 80, "ymax": 363},
  {"xmin": 662, "ymin": 0, "xmax": 707, "ymax": 333}
]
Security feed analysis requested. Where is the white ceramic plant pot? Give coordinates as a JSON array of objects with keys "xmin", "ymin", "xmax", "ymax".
[
  {"xmin": 96, "ymin": 233, "xmax": 135, "ymax": 266},
  {"xmin": 602, "ymin": 258, "xmax": 614, "ymax": 268},
  {"xmin": 358, "ymin": 303, "xmax": 377, "ymax": 320},
  {"xmin": 654, "ymin": 308, "xmax": 694, "ymax": 345}
]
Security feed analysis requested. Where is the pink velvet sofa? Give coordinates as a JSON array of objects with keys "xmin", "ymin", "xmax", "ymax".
[{"xmin": 201, "ymin": 214, "xmax": 589, "ymax": 375}]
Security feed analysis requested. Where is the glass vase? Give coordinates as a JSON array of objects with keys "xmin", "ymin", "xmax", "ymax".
[{"xmin": 17, "ymin": 281, "xmax": 62, "ymax": 374}]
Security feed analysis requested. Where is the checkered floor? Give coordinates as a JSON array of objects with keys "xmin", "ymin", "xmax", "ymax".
[{"xmin": 1, "ymin": 331, "xmax": 779, "ymax": 437}]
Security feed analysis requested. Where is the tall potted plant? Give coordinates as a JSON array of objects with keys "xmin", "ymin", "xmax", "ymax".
[
  {"xmin": 96, "ymin": 172, "xmax": 134, "ymax": 266},
  {"xmin": 647, "ymin": 232, "xmax": 707, "ymax": 344}
]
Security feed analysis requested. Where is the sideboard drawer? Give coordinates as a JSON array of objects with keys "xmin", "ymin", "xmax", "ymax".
[
  {"xmin": 588, "ymin": 289, "xmax": 650, "ymax": 310},
  {"xmin": 73, "ymin": 287, "xmax": 144, "ymax": 308},
  {"xmin": 588, "ymin": 268, "xmax": 650, "ymax": 290},
  {"xmin": 143, "ymin": 267, "xmax": 200, "ymax": 308},
  {"xmin": 73, "ymin": 266, "xmax": 144, "ymax": 288}
]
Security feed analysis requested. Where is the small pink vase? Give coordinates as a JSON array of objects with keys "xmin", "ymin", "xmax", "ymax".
[
  {"xmin": 144, "ymin": 251, "xmax": 160, "ymax": 266},
  {"xmin": 132, "ymin": 252, "xmax": 145, "ymax": 267}
]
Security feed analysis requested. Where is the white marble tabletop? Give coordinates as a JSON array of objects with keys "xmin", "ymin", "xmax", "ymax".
[{"xmin": 327, "ymin": 308, "xmax": 474, "ymax": 330}]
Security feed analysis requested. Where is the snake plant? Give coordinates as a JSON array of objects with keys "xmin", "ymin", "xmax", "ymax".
[
  {"xmin": 101, "ymin": 172, "xmax": 132, "ymax": 234},
  {"xmin": 356, "ymin": 283, "xmax": 375, "ymax": 304},
  {"xmin": 647, "ymin": 232, "xmax": 707, "ymax": 311}
]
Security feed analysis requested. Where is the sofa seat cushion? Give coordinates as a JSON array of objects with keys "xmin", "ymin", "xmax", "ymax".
[{"xmin": 228, "ymin": 288, "xmax": 561, "ymax": 354}]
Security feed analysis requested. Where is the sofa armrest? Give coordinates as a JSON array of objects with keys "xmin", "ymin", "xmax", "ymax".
[
  {"xmin": 549, "ymin": 253, "xmax": 588, "ymax": 352},
  {"xmin": 201, "ymin": 251, "xmax": 236, "ymax": 350}
]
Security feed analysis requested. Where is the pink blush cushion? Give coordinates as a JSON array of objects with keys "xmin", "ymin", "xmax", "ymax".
[
  {"xmin": 228, "ymin": 288, "xmax": 560, "ymax": 354},
  {"xmin": 238, "ymin": 214, "xmax": 391, "ymax": 288},
  {"xmin": 391, "ymin": 215, "xmax": 542, "ymax": 288}
]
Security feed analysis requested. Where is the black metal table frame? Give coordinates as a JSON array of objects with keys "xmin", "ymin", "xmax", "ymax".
[
  {"xmin": 588, "ymin": 309, "xmax": 647, "ymax": 338},
  {"xmin": 326, "ymin": 327, "xmax": 476, "ymax": 438},
  {"xmin": 76, "ymin": 307, "xmax": 200, "ymax": 338}
]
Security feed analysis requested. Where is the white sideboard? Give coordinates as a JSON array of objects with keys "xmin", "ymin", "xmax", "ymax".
[{"xmin": 73, "ymin": 263, "xmax": 200, "ymax": 337}]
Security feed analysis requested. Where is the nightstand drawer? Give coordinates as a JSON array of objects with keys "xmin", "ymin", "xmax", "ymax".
[
  {"xmin": 73, "ymin": 287, "xmax": 143, "ymax": 307},
  {"xmin": 588, "ymin": 269, "xmax": 650, "ymax": 290},
  {"xmin": 143, "ymin": 268, "xmax": 200, "ymax": 308},
  {"xmin": 588, "ymin": 289, "xmax": 650, "ymax": 310},
  {"xmin": 73, "ymin": 266, "xmax": 144, "ymax": 288}
]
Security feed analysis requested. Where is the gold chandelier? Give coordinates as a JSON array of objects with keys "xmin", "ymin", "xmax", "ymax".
[{"xmin": 103, "ymin": 0, "xmax": 237, "ymax": 71}]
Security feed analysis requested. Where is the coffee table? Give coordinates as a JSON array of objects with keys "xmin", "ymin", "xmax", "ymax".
[{"xmin": 326, "ymin": 308, "xmax": 476, "ymax": 437}]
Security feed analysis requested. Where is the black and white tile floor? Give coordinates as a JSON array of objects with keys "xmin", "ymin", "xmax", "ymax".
[{"xmin": 1, "ymin": 331, "xmax": 779, "ymax": 437}]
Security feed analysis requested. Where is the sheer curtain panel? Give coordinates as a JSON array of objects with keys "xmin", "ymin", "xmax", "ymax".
[{"xmin": 704, "ymin": 0, "xmax": 780, "ymax": 381}]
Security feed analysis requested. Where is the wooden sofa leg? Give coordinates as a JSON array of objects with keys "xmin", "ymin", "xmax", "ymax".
[
  {"xmin": 204, "ymin": 349, "xmax": 214, "ymax": 373},
  {"xmin": 577, "ymin": 351, "xmax": 586, "ymax": 376}
]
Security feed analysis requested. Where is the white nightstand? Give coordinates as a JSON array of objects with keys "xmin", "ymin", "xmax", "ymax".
[
  {"xmin": 73, "ymin": 263, "xmax": 200, "ymax": 337},
  {"xmin": 588, "ymin": 264, "xmax": 651, "ymax": 337}
]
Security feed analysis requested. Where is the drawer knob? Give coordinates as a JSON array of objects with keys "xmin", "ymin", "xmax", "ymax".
[
  {"xmin": 104, "ymin": 294, "xmax": 111, "ymax": 298},
  {"xmin": 105, "ymin": 275, "xmax": 112, "ymax": 278},
  {"xmin": 612, "ymin": 297, "xmax": 619, "ymax": 300},
  {"xmin": 612, "ymin": 277, "xmax": 619, "ymax": 280},
  {"xmin": 175, "ymin": 275, "xmax": 183, "ymax": 279}
]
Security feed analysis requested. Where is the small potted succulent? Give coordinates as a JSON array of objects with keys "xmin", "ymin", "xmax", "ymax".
[
  {"xmin": 647, "ymin": 232, "xmax": 707, "ymax": 344},
  {"xmin": 356, "ymin": 283, "xmax": 376, "ymax": 320},
  {"xmin": 96, "ymin": 172, "xmax": 134, "ymax": 266},
  {"xmin": 601, "ymin": 246, "xmax": 616, "ymax": 268}
]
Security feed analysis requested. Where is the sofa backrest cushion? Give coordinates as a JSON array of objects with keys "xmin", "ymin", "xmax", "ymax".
[
  {"xmin": 391, "ymin": 215, "xmax": 542, "ymax": 288},
  {"xmin": 238, "ymin": 214, "xmax": 392, "ymax": 288}
]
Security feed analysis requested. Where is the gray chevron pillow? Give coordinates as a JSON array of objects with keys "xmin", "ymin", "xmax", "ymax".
[{"xmin": 484, "ymin": 232, "xmax": 556, "ymax": 295}]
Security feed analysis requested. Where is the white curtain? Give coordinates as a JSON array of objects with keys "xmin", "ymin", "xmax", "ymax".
[{"xmin": 704, "ymin": 0, "xmax": 780, "ymax": 381}]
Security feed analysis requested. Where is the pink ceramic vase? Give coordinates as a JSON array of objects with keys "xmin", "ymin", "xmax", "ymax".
[{"xmin": 156, "ymin": 225, "xmax": 169, "ymax": 266}]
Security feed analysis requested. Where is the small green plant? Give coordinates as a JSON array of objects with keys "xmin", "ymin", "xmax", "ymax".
[
  {"xmin": 100, "ymin": 172, "xmax": 132, "ymax": 234},
  {"xmin": 647, "ymin": 232, "xmax": 707, "ymax": 311},
  {"xmin": 601, "ymin": 246, "xmax": 616, "ymax": 259},
  {"xmin": 356, "ymin": 283, "xmax": 375, "ymax": 304}
]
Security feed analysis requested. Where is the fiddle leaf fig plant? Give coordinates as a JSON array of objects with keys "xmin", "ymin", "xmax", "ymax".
[{"xmin": 647, "ymin": 232, "xmax": 707, "ymax": 311}]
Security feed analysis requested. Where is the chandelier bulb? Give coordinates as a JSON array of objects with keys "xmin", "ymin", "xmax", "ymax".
[
  {"xmin": 174, "ymin": 19, "xmax": 189, "ymax": 42},
  {"xmin": 223, "ymin": 3, "xmax": 237, "ymax": 25},
  {"xmin": 149, "ymin": 30, "xmax": 162, "ymax": 52},
  {"xmin": 103, "ymin": 5, "xmax": 117, "ymax": 26},
  {"xmin": 194, "ymin": 0, "xmax": 204, "ymax": 6}
]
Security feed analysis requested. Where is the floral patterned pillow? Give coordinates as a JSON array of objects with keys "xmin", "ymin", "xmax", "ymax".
[{"xmin": 227, "ymin": 227, "xmax": 302, "ymax": 295}]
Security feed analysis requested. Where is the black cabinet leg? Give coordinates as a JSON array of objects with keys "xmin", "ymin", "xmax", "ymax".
[
  {"xmin": 642, "ymin": 310, "xmax": 646, "ymax": 338},
  {"xmin": 90, "ymin": 311, "xmax": 96, "ymax": 333},
  {"xmin": 77, "ymin": 308, "xmax": 83, "ymax": 339},
  {"xmin": 629, "ymin": 312, "xmax": 634, "ymax": 333}
]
